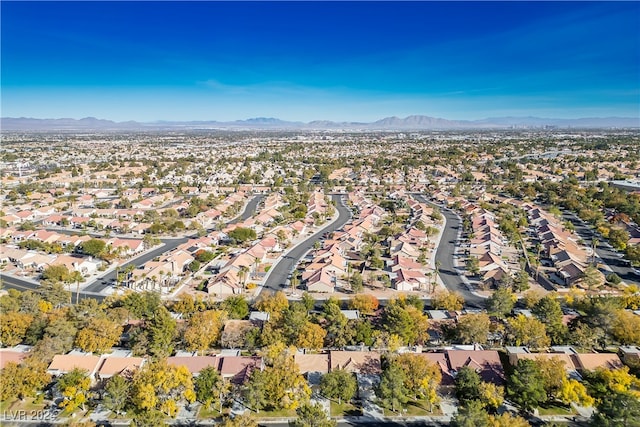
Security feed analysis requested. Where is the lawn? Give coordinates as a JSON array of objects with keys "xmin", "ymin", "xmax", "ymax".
[
  {"xmin": 381, "ymin": 399, "xmax": 442, "ymax": 417},
  {"xmin": 537, "ymin": 403, "xmax": 576, "ymax": 416},
  {"xmin": 197, "ymin": 406, "xmax": 224, "ymax": 419},
  {"xmin": 254, "ymin": 407, "xmax": 297, "ymax": 417},
  {"xmin": 330, "ymin": 401, "xmax": 362, "ymax": 417},
  {"xmin": 0, "ymin": 397, "xmax": 47, "ymax": 413}
]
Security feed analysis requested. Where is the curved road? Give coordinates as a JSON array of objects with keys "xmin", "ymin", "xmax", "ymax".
[
  {"xmin": 562, "ymin": 210, "xmax": 639, "ymax": 285},
  {"xmin": 0, "ymin": 195, "xmax": 264, "ymax": 301},
  {"xmin": 261, "ymin": 194, "xmax": 352, "ymax": 294},
  {"xmin": 413, "ymin": 194, "xmax": 485, "ymax": 308}
]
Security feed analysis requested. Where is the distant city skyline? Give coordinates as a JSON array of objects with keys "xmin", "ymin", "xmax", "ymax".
[{"xmin": 2, "ymin": 1, "xmax": 639, "ymax": 122}]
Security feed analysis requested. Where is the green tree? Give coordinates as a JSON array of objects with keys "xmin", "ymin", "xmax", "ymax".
[
  {"xmin": 591, "ymin": 391, "xmax": 640, "ymax": 427},
  {"xmin": 513, "ymin": 269, "xmax": 531, "ymax": 292},
  {"xmin": 120, "ymin": 291, "xmax": 162, "ymax": 319},
  {"xmin": 377, "ymin": 363, "xmax": 408, "ymax": 412},
  {"xmin": 350, "ymin": 270, "xmax": 364, "ymax": 293},
  {"xmin": 578, "ymin": 265, "xmax": 605, "ymax": 290},
  {"xmin": 221, "ymin": 295, "xmax": 250, "ymax": 319},
  {"xmin": 195, "ymin": 250, "xmax": 216, "ymax": 263},
  {"xmin": 507, "ymin": 359, "xmax": 546, "ymax": 413},
  {"xmin": 455, "ymin": 366, "xmax": 482, "ymax": 404},
  {"xmin": 228, "ymin": 227, "xmax": 257, "ymax": 243},
  {"xmin": 301, "ymin": 292, "xmax": 316, "ymax": 311},
  {"xmin": 292, "ymin": 402, "xmax": 336, "ymax": 427},
  {"xmin": 352, "ymin": 319, "xmax": 375, "ymax": 346},
  {"xmin": 532, "ymin": 295, "xmax": 568, "ymax": 344},
  {"xmin": 382, "ymin": 300, "xmax": 415, "ymax": 345},
  {"xmin": 147, "ymin": 306, "xmax": 177, "ymax": 358},
  {"xmin": 195, "ymin": 366, "xmax": 227, "ymax": 410},
  {"xmin": 131, "ymin": 409, "xmax": 167, "ymax": 427},
  {"xmin": 466, "ymin": 257, "xmax": 480, "ymax": 277},
  {"xmin": 103, "ymin": 375, "xmax": 130, "ymax": 415},
  {"xmin": 322, "ymin": 299, "xmax": 350, "ymax": 347},
  {"xmin": 454, "ymin": 313, "xmax": 491, "ymax": 345},
  {"xmin": 320, "ymin": 369, "xmax": 357, "ymax": 404},
  {"xmin": 41, "ymin": 264, "xmax": 72, "ymax": 283},
  {"xmin": 282, "ymin": 302, "xmax": 309, "ymax": 345},
  {"xmin": 486, "ymin": 287, "xmax": 515, "ymax": 318},
  {"xmin": 609, "ymin": 228, "xmax": 630, "ymax": 251},
  {"xmin": 451, "ymin": 400, "xmax": 491, "ymax": 427},
  {"xmin": 243, "ymin": 369, "xmax": 267, "ymax": 413},
  {"xmin": 80, "ymin": 238, "xmax": 107, "ymax": 258},
  {"xmin": 188, "ymin": 260, "xmax": 201, "ymax": 272}
]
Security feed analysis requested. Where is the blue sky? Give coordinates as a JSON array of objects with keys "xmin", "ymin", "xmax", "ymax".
[{"xmin": 2, "ymin": 1, "xmax": 639, "ymax": 122}]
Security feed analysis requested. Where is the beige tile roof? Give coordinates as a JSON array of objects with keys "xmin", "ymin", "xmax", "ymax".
[
  {"xmin": 572, "ymin": 353, "xmax": 624, "ymax": 371},
  {"xmin": 0, "ymin": 350, "xmax": 28, "ymax": 369},
  {"xmin": 167, "ymin": 356, "xmax": 219, "ymax": 375},
  {"xmin": 294, "ymin": 353, "xmax": 330, "ymax": 374},
  {"xmin": 48, "ymin": 354, "xmax": 101, "ymax": 374},
  {"xmin": 329, "ymin": 351, "xmax": 381, "ymax": 374},
  {"xmin": 98, "ymin": 357, "xmax": 145, "ymax": 377}
]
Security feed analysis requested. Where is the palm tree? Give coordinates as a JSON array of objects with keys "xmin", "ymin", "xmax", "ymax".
[
  {"xmin": 591, "ymin": 238, "xmax": 599, "ymax": 265},
  {"xmin": 253, "ymin": 257, "xmax": 260, "ymax": 280},
  {"xmin": 432, "ymin": 261, "xmax": 441, "ymax": 293},
  {"xmin": 69, "ymin": 270, "xmax": 83, "ymax": 304},
  {"xmin": 238, "ymin": 265, "xmax": 249, "ymax": 290},
  {"xmin": 534, "ymin": 243, "xmax": 544, "ymax": 279},
  {"xmin": 290, "ymin": 272, "xmax": 299, "ymax": 292}
]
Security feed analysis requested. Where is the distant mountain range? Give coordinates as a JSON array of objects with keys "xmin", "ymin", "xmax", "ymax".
[{"xmin": 1, "ymin": 115, "xmax": 638, "ymax": 131}]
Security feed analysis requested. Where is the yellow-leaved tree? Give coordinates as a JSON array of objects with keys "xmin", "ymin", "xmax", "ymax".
[
  {"xmin": 75, "ymin": 317, "xmax": 123, "ymax": 353},
  {"xmin": 558, "ymin": 377, "xmax": 594, "ymax": 407},
  {"xmin": 57, "ymin": 368, "xmax": 91, "ymax": 413},
  {"xmin": 535, "ymin": 356, "xmax": 567, "ymax": 400},
  {"xmin": 0, "ymin": 312, "xmax": 33, "ymax": 347},
  {"xmin": 478, "ymin": 382, "xmax": 504, "ymax": 411},
  {"xmin": 254, "ymin": 291, "xmax": 289, "ymax": 323},
  {"xmin": 612, "ymin": 309, "xmax": 640, "ymax": 345},
  {"xmin": 394, "ymin": 353, "xmax": 442, "ymax": 412},
  {"xmin": 258, "ymin": 343, "xmax": 311, "ymax": 410},
  {"xmin": 131, "ymin": 359, "xmax": 195, "ymax": 417},
  {"xmin": 295, "ymin": 322, "xmax": 326, "ymax": 351},
  {"xmin": 507, "ymin": 314, "xmax": 551, "ymax": 350},
  {"xmin": 184, "ymin": 309, "xmax": 228, "ymax": 353}
]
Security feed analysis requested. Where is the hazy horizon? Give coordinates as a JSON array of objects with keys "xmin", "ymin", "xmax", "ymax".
[{"xmin": 2, "ymin": 1, "xmax": 639, "ymax": 122}]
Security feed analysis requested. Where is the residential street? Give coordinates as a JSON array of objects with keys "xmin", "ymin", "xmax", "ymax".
[
  {"xmin": 562, "ymin": 210, "xmax": 639, "ymax": 285},
  {"xmin": 261, "ymin": 194, "xmax": 352, "ymax": 294},
  {"xmin": 413, "ymin": 194, "xmax": 485, "ymax": 308},
  {"xmin": 0, "ymin": 195, "xmax": 264, "ymax": 302}
]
